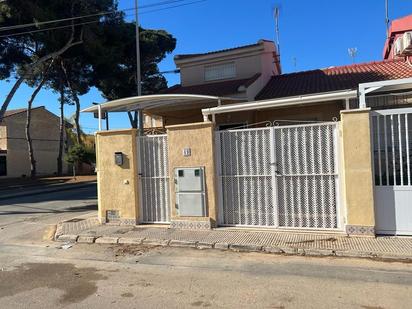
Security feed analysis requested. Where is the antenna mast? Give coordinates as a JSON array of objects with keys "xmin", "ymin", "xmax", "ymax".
[
  {"xmin": 348, "ymin": 47, "xmax": 358, "ymax": 63},
  {"xmin": 274, "ymin": 6, "xmax": 281, "ymax": 64}
]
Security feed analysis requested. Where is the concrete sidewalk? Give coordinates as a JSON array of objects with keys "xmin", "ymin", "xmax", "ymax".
[{"xmin": 55, "ymin": 217, "xmax": 412, "ymax": 262}]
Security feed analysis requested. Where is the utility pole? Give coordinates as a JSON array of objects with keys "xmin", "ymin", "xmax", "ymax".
[{"xmin": 135, "ymin": 0, "xmax": 143, "ymax": 135}]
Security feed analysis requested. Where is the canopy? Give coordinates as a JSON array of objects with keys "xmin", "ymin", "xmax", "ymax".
[{"xmin": 81, "ymin": 94, "xmax": 238, "ymax": 113}]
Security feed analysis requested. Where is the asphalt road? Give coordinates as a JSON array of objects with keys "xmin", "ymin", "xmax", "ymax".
[
  {"xmin": 0, "ymin": 186, "xmax": 411, "ymax": 308},
  {"xmin": 0, "ymin": 184, "xmax": 97, "ymax": 244}
]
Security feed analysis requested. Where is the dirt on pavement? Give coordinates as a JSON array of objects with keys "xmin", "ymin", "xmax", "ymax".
[{"xmin": 0, "ymin": 263, "xmax": 106, "ymax": 304}]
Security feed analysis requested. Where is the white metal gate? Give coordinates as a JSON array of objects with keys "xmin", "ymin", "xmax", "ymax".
[
  {"xmin": 216, "ymin": 122, "xmax": 340, "ymax": 230},
  {"xmin": 371, "ymin": 108, "xmax": 412, "ymax": 235},
  {"xmin": 137, "ymin": 134, "xmax": 170, "ymax": 223}
]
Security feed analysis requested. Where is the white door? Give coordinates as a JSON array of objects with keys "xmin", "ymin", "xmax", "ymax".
[{"xmin": 371, "ymin": 108, "xmax": 412, "ymax": 235}]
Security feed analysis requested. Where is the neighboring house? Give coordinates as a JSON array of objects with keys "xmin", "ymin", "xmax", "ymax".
[
  {"xmin": 383, "ymin": 14, "xmax": 412, "ymax": 60},
  {"xmin": 0, "ymin": 106, "xmax": 68, "ymax": 178},
  {"xmin": 143, "ymin": 39, "xmax": 280, "ymax": 128},
  {"xmin": 144, "ymin": 39, "xmax": 412, "ymax": 129},
  {"xmin": 83, "ymin": 15, "xmax": 412, "ymax": 237}
]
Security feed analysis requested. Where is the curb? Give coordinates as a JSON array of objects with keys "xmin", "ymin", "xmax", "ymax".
[
  {"xmin": 55, "ymin": 234, "xmax": 412, "ymax": 262},
  {"xmin": 0, "ymin": 182, "xmax": 96, "ymax": 201}
]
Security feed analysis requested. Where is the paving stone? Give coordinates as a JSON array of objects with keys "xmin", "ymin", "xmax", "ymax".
[
  {"xmin": 263, "ymin": 246, "xmax": 284, "ymax": 254},
  {"xmin": 118, "ymin": 238, "xmax": 144, "ymax": 245},
  {"xmin": 95, "ymin": 237, "xmax": 119, "ymax": 244},
  {"xmin": 229, "ymin": 244, "xmax": 263, "ymax": 252},
  {"xmin": 214, "ymin": 243, "xmax": 229, "ymax": 250},
  {"xmin": 143, "ymin": 239, "xmax": 170, "ymax": 246},
  {"xmin": 77, "ymin": 236, "xmax": 97, "ymax": 243},
  {"xmin": 169, "ymin": 240, "xmax": 197, "ymax": 248},
  {"xmin": 57, "ymin": 234, "xmax": 79, "ymax": 242}
]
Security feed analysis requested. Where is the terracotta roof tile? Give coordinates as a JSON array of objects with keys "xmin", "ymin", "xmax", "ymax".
[
  {"xmin": 163, "ymin": 74, "xmax": 261, "ymax": 97},
  {"xmin": 257, "ymin": 59, "xmax": 412, "ymax": 100}
]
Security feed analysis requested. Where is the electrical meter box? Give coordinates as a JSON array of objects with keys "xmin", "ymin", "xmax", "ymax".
[{"xmin": 175, "ymin": 167, "xmax": 206, "ymax": 217}]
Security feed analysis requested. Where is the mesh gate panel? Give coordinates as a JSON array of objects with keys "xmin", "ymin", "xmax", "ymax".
[
  {"xmin": 138, "ymin": 135, "xmax": 170, "ymax": 223},
  {"xmin": 217, "ymin": 123, "xmax": 339, "ymax": 229},
  {"xmin": 274, "ymin": 124, "xmax": 338, "ymax": 229},
  {"xmin": 218, "ymin": 129, "xmax": 275, "ymax": 226}
]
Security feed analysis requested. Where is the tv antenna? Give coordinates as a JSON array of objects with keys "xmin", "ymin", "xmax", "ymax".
[
  {"xmin": 273, "ymin": 5, "xmax": 281, "ymax": 64},
  {"xmin": 348, "ymin": 47, "xmax": 358, "ymax": 63}
]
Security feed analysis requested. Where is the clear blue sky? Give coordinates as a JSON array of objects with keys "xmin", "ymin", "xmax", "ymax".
[{"xmin": 2, "ymin": 0, "xmax": 412, "ymax": 133}]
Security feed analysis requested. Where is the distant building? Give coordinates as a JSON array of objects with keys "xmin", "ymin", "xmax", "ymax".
[
  {"xmin": 0, "ymin": 106, "xmax": 68, "ymax": 178},
  {"xmin": 383, "ymin": 14, "xmax": 412, "ymax": 60},
  {"xmin": 143, "ymin": 39, "xmax": 280, "ymax": 129}
]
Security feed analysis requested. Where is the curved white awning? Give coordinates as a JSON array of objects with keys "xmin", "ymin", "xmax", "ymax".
[{"xmin": 81, "ymin": 94, "xmax": 239, "ymax": 113}]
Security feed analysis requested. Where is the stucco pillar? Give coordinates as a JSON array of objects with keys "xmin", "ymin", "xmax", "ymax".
[
  {"xmin": 95, "ymin": 129, "xmax": 139, "ymax": 225},
  {"xmin": 166, "ymin": 122, "xmax": 217, "ymax": 229},
  {"xmin": 340, "ymin": 109, "xmax": 375, "ymax": 236}
]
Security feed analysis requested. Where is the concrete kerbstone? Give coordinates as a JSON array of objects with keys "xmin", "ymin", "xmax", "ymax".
[
  {"xmin": 57, "ymin": 234, "xmax": 79, "ymax": 242},
  {"xmin": 143, "ymin": 239, "xmax": 170, "ymax": 246},
  {"xmin": 95, "ymin": 237, "xmax": 119, "ymax": 244},
  {"xmin": 169, "ymin": 240, "xmax": 198, "ymax": 248},
  {"xmin": 335, "ymin": 250, "xmax": 374, "ymax": 258},
  {"xmin": 214, "ymin": 243, "xmax": 229, "ymax": 250},
  {"xmin": 229, "ymin": 244, "xmax": 263, "ymax": 252},
  {"xmin": 279, "ymin": 246, "xmax": 298, "ymax": 254},
  {"xmin": 196, "ymin": 242, "xmax": 214, "ymax": 249},
  {"xmin": 77, "ymin": 236, "xmax": 97, "ymax": 244},
  {"xmin": 118, "ymin": 238, "xmax": 144, "ymax": 245},
  {"xmin": 303, "ymin": 248, "xmax": 335, "ymax": 256},
  {"xmin": 263, "ymin": 246, "xmax": 284, "ymax": 254}
]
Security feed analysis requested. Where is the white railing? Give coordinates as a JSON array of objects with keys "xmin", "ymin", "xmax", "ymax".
[{"xmin": 371, "ymin": 108, "xmax": 412, "ymax": 187}]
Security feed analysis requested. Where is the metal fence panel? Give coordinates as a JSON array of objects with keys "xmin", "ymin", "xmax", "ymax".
[
  {"xmin": 137, "ymin": 134, "xmax": 170, "ymax": 223},
  {"xmin": 371, "ymin": 109, "xmax": 412, "ymax": 187},
  {"xmin": 216, "ymin": 123, "xmax": 339, "ymax": 230},
  {"xmin": 274, "ymin": 124, "xmax": 338, "ymax": 229}
]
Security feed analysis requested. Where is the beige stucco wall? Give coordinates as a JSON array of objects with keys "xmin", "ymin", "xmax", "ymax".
[
  {"xmin": 95, "ymin": 129, "xmax": 139, "ymax": 224},
  {"xmin": 340, "ymin": 109, "xmax": 375, "ymax": 232},
  {"xmin": 0, "ymin": 125, "xmax": 6, "ymax": 150},
  {"xmin": 177, "ymin": 42, "xmax": 276, "ymax": 87},
  {"xmin": 166, "ymin": 122, "xmax": 218, "ymax": 226},
  {"xmin": 1, "ymin": 108, "xmax": 68, "ymax": 178}
]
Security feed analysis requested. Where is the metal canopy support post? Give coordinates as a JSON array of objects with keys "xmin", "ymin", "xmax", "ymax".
[
  {"xmin": 138, "ymin": 109, "xmax": 144, "ymax": 135},
  {"xmin": 98, "ymin": 104, "xmax": 102, "ymax": 131}
]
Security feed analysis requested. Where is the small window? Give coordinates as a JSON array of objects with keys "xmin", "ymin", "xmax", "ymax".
[
  {"xmin": 204, "ymin": 62, "xmax": 236, "ymax": 81},
  {"xmin": 0, "ymin": 156, "xmax": 6, "ymax": 176}
]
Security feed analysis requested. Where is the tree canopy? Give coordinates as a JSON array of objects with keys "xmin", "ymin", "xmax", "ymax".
[{"xmin": 0, "ymin": 0, "xmax": 177, "ymax": 120}]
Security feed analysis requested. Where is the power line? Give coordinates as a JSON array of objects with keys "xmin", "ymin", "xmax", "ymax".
[
  {"xmin": 0, "ymin": 0, "xmax": 207, "ymax": 38},
  {"xmin": 0, "ymin": 0, "xmax": 192, "ymax": 32},
  {"xmin": 141, "ymin": 0, "xmax": 206, "ymax": 14}
]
